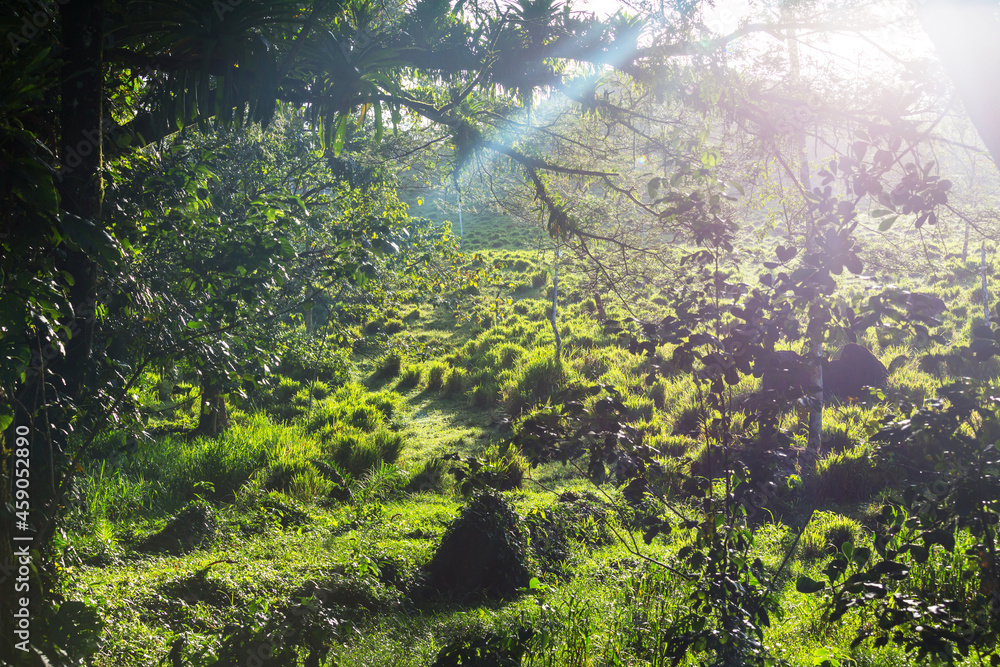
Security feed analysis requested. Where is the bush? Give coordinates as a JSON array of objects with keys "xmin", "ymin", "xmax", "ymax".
[
  {"xmin": 531, "ymin": 270, "xmax": 548, "ymax": 288},
  {"xmin": 277, "ymin": 338, "xmax": 352, "ymax": 385},
  {"xmin": 422, "ymin": 491, "xmax": 531, "ymax": 601},
  {"xmin": 384, "ymin": 318, "xmax": 405, "ymax": 335}
]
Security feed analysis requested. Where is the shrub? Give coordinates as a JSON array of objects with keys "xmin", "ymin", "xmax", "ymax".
[
  {"xmin": 384, "ymin": 318, "xmax": 405, "ymax": 335},
  {"xmin": 531, "ymin": 270, "xmax": 548, "ymax": 288},
  {"xmin": 422, "ymin": 491, "xmax": 531, "ymax": 601},
  {"xmin": 277, "ymin": 339, "xmax": 352, "ymax": 385}
]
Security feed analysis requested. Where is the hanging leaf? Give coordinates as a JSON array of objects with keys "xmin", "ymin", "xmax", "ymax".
[{"xmin": 878, "ymin": 215, "xmax": 898, "ymax": 232}]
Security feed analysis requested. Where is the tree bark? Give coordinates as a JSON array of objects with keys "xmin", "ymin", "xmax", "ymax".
[{"xmin": 194, "ymin": 372, "xmax": 229, "ymax": 438}]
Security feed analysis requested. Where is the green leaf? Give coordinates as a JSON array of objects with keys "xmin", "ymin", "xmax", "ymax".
[
  {"xmin": 878, "ymin": 215, "xmax": 898, "ymax": 232},
  {"xmin": 796, "ymin": 576, "xmax": 825, "ymax": 593},
  {"xmin": 332, "ymin": 114, "xmax": 349, "ymax": 157}
]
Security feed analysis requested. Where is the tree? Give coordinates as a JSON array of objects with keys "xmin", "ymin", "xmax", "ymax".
[{"xmin": 0, "ymin": 0, "xmax": 987, "ymax": 661}]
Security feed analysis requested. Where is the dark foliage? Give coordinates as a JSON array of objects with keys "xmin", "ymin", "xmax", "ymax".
[
  {"xmin": 137, "ymin": 500, "xmax": 217, "ymax": 554},
  {"xmin": 759, "ymin": 344, "xmax": 887, "ymax": 404},
  {"xmin": 432, "ymin": 627, "xmax": 534, "ymax": 667},
  {"xmin": 421, "ymin": 492, "xmax": 531, "ymax": 601}
]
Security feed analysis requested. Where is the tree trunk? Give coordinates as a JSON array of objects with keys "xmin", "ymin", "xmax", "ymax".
[
  {"xmin": 194, "ymin": 373, "xmax": 229, "ymax": 437},
  {"xmin": 593, "ymin": 292, "xmax": 607, "ymax": 322}
]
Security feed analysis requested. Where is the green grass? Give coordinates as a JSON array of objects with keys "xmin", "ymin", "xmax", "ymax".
[{"xmin": 61, "ymin": 196, "xmax": 993, "ymax": 667}]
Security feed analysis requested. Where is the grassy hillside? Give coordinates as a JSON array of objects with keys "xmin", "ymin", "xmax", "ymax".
[{"xmin": 57, "ymin": 193, "xmax": 1000, "ymax": 666}]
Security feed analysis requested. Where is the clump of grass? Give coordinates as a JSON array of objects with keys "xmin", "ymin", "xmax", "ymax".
[
  {"xmin": 327, "ymin": 428, "xmax": 405, "ymax": 478},
  {"xmin": 625, "ymin": 395, "xmax": 655, "ymax": 422},
  {"xmin": 502, "ymin": 349, "xmax": 569, "ymax": 415},
  {"xmin": 812, "ymin": 443, "xmax": 889, "ymax": 504},
  {"xmin": 374, "ymin": 351, "xmax": 403, "ymax": 380},
  {"xmin": 384, "ymin": 318, "xmax": 405, "ymax": 335},
  {"xmin": 452, "ymin": 443, "xmax": 529, "ymax": 496},
  {"xmin": 406, "ymin": 458, "xmax": 452, "ymax": 494},
  {"xmin": 259, "ymin": 460, "xmax": 336, "ymax": 501},
  {"xmin": 425, "ymin": 361, "xmax": 449, "ymax": 391},
  {"xmin": 800, "ymin": 511, "xmax": 862, "ymax": 560},
  {"xmin": 649, "ymin": 381, "xmax": 667, "ymax": 409},
  {"xmin": 272, "ymin": 377, "xmax": 302, "ymax": 403},
  {"xmin": 397, "ymin": 364, "xmax": 422, "ymax": 389},
  {"xmin": 531, "ymin": 270, "xmax": 548, "ymax": 288},
  {"xmin": 304, "ymin": 383, "xmax": 401, "ymax": 446},
  {"xmin": 645, "ymin": 433, "xmax": 697, "ymax": 458},
  {"xmin": 470, "ymin": 383, "xmax": 500, "ymax": 409},
  {"xmin": 442, "ymin": 367, "xmax": 467, "ymax": 395},
  {"xmin": 309, "ymin": 381, "xmax": 331, "ymax": 400},
  {"xmin": 87, "ymin": 414, "xmax": 321, "ymax": 512},
  {"xmin": 821, "ymin": 424, "xmax": 855, "ymax": 452}
]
